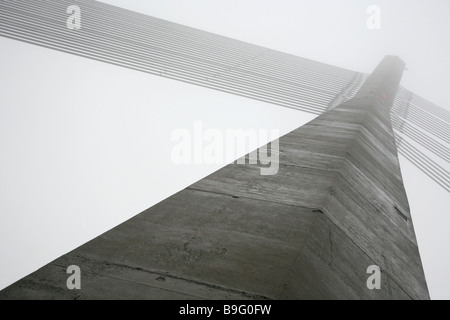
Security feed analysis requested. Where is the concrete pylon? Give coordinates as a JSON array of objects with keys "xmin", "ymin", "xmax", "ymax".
[{"xmin": 0, "ymin": 56, "xmax": 429, "ymax": 299}]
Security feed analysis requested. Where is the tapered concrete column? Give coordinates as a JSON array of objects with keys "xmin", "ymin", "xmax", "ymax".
[{"xmin": 0, "ymin": 56, "xmax": 429, "ymax": 300}]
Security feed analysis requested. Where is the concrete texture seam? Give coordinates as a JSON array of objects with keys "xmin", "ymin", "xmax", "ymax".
[
  {"xmin": 187, "ymin": 186, "xmax": 325, "ymax": 212},
  {"xmin": 55, "ymin": 260, "xmax": 273, "ymax": 300}
]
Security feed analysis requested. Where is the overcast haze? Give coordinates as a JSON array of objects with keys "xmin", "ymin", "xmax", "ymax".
[
  {"xmin": 100, "ymin": 0, "xmax": 450, "ymax": 110},
  {"xmin": 1, "ymin": 0, "xmax": 449, "ymax": 299}
]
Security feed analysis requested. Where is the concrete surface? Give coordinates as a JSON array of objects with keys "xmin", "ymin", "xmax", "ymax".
[{"xmin": 0, "ymin": 56, "xmax": 429, "ymax": 300}]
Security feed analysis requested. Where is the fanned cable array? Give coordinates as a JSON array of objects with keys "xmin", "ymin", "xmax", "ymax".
[
  {"xmin": 1, "ymin": 0, "xmax": 449, "ymax": 191},
  {"xmin": 0, "ymin": 0, "xmax": 360, "ymax": 115},
  {"xmin": 392, "ymin": 88, "xmax": 450, "ymax": 192}
]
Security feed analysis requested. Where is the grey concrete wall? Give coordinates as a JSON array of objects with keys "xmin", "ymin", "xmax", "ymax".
[{"xmin": 0, "ymin": 56, "xmax": 429, "ymax": 300}]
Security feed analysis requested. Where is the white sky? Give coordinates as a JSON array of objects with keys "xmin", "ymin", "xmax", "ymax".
[
  {"xmin": 0, "ymin": 0, "xmax": 449, "ymax": 300},
  {"xmin": 99, "ymin": 0, "xmax": 450, "ymax": 110}
]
